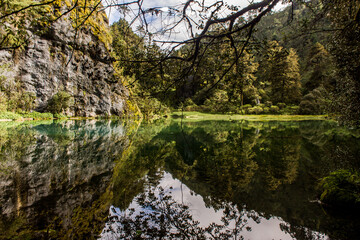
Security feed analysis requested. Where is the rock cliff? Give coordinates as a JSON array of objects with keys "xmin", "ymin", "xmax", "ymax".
[{"xmin": 0, "ymin": 3, "xmax": 136, "ymax": 117}]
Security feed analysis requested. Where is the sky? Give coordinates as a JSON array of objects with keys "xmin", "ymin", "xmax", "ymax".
[{"xmin": 104, "ymin": 0, "xmax": 287, "ymax": 46}]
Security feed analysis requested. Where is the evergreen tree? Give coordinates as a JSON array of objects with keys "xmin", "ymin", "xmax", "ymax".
[
  {"xmin": 302, "ymin": 42, "xmax": 334, "ymax": 94},
  {"xmin": 225, "ymin": 50, "xmax": 259, "ymax": 106},
  {"xmin": 261, "ymin": 41, "xmax": 301, "ymax": 104}
]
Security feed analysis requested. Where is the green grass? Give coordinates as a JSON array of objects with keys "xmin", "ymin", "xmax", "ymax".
[
  {"xmin": 0, "ymin": 111, "xmax": 22, "ymax": 120},
  {"xmin": 54, "ymin": 113, "xmax": 68, "ymax": 119},
  {"xmin": 21, "ymin": 112, "xmax": 53, "ymax": 119},
  {"xmin": 171, "ymin": 111, "xmax": 329, "ymax": 122}
]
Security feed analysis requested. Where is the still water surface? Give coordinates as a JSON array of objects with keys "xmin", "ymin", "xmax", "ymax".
[{"xmin": 0, "ymin": 119, "xmax": 359, "ymax": 239}]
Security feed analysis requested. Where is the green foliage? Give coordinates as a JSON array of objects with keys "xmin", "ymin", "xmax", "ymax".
[
  {"xmin": 0, "ymin": 111, "xmax": 22, "ymax": 120},
  {"xmin": 135, "ymin": 96, "xmax": 169, "ymax": 120},
  {"xmin": 277, "ymin": 103, "xmax": 286, "ymax": 109},
  {"xmin": 248, "ymin": 106, "xmax": 263, "ymax": 115},
  {"xmin": 302, "ymin": 43, "xmax": 335, "ymax": 94},
  {"xmin": 270, "ymin": 105, "xmax": 280, "ymax": 114},
  {"xmin": 259, "ymin": 41, "xmax": 302, "ymax": 105},
  {"xmin": 183, "ymin": 98, "xmax": 200, "ymax": 111},
  {"xmin": 0, "ymin": 91, "xmax": 7, "ymax": 112},
  {"xmin": 47, "ymin": 91, "xmax": 74, "ymax": 114},
  {"xmin": 299, "ymin": 87, "xmax": 328, "ymax": 115},
  {"xmin": 0, "ymin": 66, "xmax": 37, "ymax": 112},
  {"xmin": 21, "ymin": 111, "xmax": 53, "ymax": 119},
  {"xmin": 322, "ymin": 0, "xmax": 360, "ymax": 125},
  {"xmin": 54, "ymin": 113, "xmax": 68, "ymax": 119},
  {"xmin": 319, "ymin": 169, "xmax": 360, "ymax": 207},
  {"xmin": 202, "ymin": 89, "xmax": 230, "ymax": 113}
]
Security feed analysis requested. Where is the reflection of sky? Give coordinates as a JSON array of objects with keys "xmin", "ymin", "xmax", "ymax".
[
  {"xmin": 103, "ymin": 0, "xmax": 288, "ymax": 46},
  {"xmin": 100, "ymin": 172, "xmax": 327, "ymax": 240}
]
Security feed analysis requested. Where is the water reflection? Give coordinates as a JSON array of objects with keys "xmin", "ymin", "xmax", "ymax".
[
  {"xmin": 105, "ymin": 120, "xmax": 360, "ymax": 240},
  {"xmin": 102, "ymin": 172, "xmax": 327, "ymax": 240},
  {"xmin": 0, "ymin": 120, "xmax": 137, "ymax": 239},
  {"xmin": 0, "ymin": 120, "xmax": 359, "ymax": 239}
]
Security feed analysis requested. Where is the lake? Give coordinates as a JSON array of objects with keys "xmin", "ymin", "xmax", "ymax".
[{"xmin": 0, "ymin": 119, "xmax": 359, "ymax": 239}]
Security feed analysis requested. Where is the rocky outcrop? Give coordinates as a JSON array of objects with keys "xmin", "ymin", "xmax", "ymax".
[{"xmin": 0, "ymin": 10, "xmax": 132, "ymax": 117}]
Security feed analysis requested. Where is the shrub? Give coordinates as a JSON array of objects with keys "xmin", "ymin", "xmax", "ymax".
[
  {"xmin": 277, "ymin": 103, "xmax": 286, "ymax": 109},
  {"xmin": 183, "ymin": 98, "xmax": 200, "ymax": 111},
  {"xmin": 240, "ymin": 104, "xmax": 252, "ymax": 114},
  {"xmin": 299, "ymin": 87, "xmax": 328, "ymax": 115},
  {"xmin": 241, "ymin": 104, "xmax": 252, "ymax": 110},
  {"xmin": 202, "ymin": 90, "xmax": 229, "ymax": 113},
  {"xmin": 270, "ymin": 105, "xmax": 280, "ymax": 114},
  {"xmin": 263, "ymin": 107, "xmax": 270, "ymax": 114},
  {"xmin": 265, "ymin": 101, "xmax": 272, "ymax": 107},
  {"xmin": 248, "ymin": 106, "xmax": 263, "ymax": 114},
  {"xmin": 281, "ymin": 105, "xmax": 299, "ymax": 115},
  {"xmin": 47, "ymin": 91, "xmax": 74, "ymax": 114},
  {"xmin": 18, "ymin": 92, "xmax": 36, "ymax": 112},
  {"xmin": 319, "ymin": 169, "xmax": 360, "ymax": 207},
  {"xmin": 54, "ymin": 113, "xmax": 68, "ymax": 119}
]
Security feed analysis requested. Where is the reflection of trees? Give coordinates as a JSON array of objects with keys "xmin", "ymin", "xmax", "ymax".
[
  {"xmin": 300, "ymin": 121, "xmax": 360, "ymax": 176},
  {"xmin": 112, "ymin": 120, "xmax": 171, "ymax": 210},
  {"xmin": 103, "ymin": 187, "xmax": 256, "ymax": 240},
  {"xmin": 113, "ymin": 120, "xmax": 360, "ymax": 240},
  {"xmin": 280, "ymin": 223, "xmax": 326, "ymax": 240},
  {"xmin": 256, "ymin": 126, "xmax": 301, "ymax": 190}
]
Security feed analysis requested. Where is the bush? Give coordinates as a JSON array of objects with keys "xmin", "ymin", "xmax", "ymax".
[
  {"xmin": 54, "ymin": 113, "xmax": 68, "ymax": 119},
  {"xmin": 183, "ymin": 98, "xmax": 200, "ymax": 111},
  {"xmin": 270, "ymin": 105, "xmax": 280, "ymax": 114},
  {"xmin": 319, "ymin": 169, "xmax": 360, "ymax": 207},
  {"xmin": 202, "ymin": 90, "xmax": 230, "ymax": 113},
  {"xmin": 265, "ymin": 101, "xmax": 272, "ymax": 107},
  {"xmin": 281, "ymin": 105, "xmax": 300, "ymax": 115},
  {"xmin": 241, "ymin": 104, "xmax": 252, "ymax": 110},
  {"xmin": 277, "ymin": 103, "xmax": 286, "ymax": 109},
  {"xmin": 47, "ymin": 91, "xmax": 74, "ymax": 114},
  {"xmin": 18, "ymin": 92, "xmax": 36, "ymax": 112},
  {"xmin": 239, "ymin": 104, "xmax": 252, "ymax": 114},
  {"xmin": 299, "ymin": 87, "xmax": 328, "ymax": 115},
  {"xmin": 248, "ymin": 106, "xmax": 263, "ymax": 114},
  {"xmin": 0, "ymin": 111, "xmax": 22, "ymax": 120},
  {"xmin": 263, "ymin": 107, "xmax": 270, "ymax": 114}
]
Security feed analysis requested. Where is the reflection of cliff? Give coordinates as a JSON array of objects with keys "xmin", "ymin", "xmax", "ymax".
[{"xmin": 0, "ymin": 120, "xmax": 135, "ymax": 239}]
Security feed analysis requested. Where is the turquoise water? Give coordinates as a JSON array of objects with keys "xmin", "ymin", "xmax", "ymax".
[{"xmin": 0, "ymin": 120, "xmax": 359, "ymax": 239}]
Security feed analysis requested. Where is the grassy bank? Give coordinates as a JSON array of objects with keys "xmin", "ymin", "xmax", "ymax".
[{"xmin": 171, "ymin": 111, "xmax": 329, "ymax": 122}]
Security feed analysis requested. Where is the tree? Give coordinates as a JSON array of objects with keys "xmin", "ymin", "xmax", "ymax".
[
  {"xmin": 321, "ymin": 0, "xmax": 360, "ymax": 125},
  {"xmin": 302, "ymin": 42, "xmax": 334, "ymax": 94},
  {"xmin": 261, "ymin": 41, "xmax": 301, "ymax": 104},
  {"xmin": 225, "ymin": 50, "xmax": 259, "ymax": 107}
]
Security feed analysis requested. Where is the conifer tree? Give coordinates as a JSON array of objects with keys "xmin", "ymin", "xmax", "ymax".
[
  {"xmin": 225, "ymin": 50, "xmax": 259, "ymax": 107},
  {"xmin": 261, "ymin": 41, "xmax": 301, "ymax": 104},
  {"xmin": 302, "ymin": 42, "xmax": 334, "ymax": 93}
]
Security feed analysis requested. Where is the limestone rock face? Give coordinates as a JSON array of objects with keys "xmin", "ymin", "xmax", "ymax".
[{"xmin": 0, "ymin": 16, "xmax": 129, "ymax": 117}]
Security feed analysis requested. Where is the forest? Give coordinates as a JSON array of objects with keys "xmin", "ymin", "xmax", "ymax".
[
  {"xmin": 0, "ymin": 0, "xmax": 358, "ymax": 126},
  {"xmin": 108, "ymin": 1, "xmax": 359, "ymax": 126}
]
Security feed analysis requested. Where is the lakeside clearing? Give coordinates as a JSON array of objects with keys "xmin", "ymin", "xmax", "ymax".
[{"xmin": 171, "ymin": 111, "xmax": 330, "ymax": 122}]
